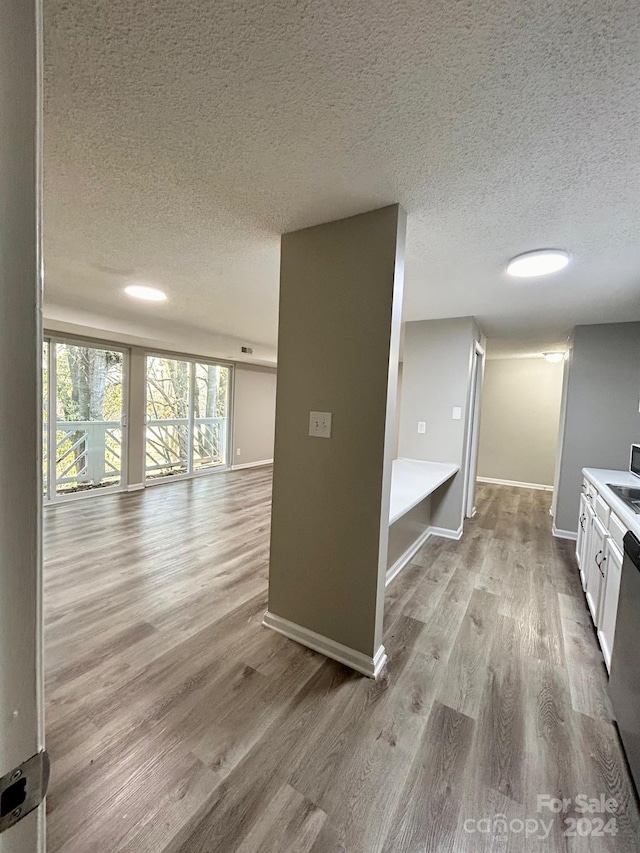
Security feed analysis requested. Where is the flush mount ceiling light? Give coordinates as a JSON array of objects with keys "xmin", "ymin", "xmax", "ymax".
[
  {"xmin": 543, "ymin": 352, "xmax": 564, "ymax": 363},
  {"xmin": 124, "ymin": 284, "xmax": 167, "ymax": 301},
  {"xmin": 506, "ymin": 249, "xmax": 570, "ymax": 278}
]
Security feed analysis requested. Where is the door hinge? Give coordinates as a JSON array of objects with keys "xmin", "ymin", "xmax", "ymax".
[{"xmin": 0, "ymin": 751, "xmax": 50, "ymax": 834}]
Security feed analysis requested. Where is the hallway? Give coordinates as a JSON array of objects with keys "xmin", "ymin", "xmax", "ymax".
[{"xmin": 44, "ymin": 473, "xmax": 640, "ymax": 852}]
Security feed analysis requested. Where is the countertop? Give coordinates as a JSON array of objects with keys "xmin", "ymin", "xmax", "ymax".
[
  {"xmin": 583, "ymin": 468, "xmax": 640, "ymax": 542},
  {"xmin": 389, "ymin": 458, "xmax": 459, "ymax": 525}
]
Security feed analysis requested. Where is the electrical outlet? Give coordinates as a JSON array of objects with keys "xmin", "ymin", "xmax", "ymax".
[
  {"xmin": 452, "ymin": 407, "xmax": 462, "ymax": 420},
  {"xmin": 236, "ymin": 448, "xmax": 241, "ymax": 456},
  {"xmin": 309, "ymin": 411, "xmax": 332, "ymax": 439},
  {"xmin": 417, "ymin": 421, "xmax": 426, "ymax": 434}
]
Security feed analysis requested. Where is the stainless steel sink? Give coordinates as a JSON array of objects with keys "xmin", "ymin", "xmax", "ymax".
[{"xmin": 607, "ymin": 484, "xmax": 640, "ymax": 514}]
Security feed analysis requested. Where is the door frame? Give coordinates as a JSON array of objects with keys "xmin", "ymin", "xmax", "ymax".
[
  {"xmin": 464, "ymin": 341, "xmax": 485, "ymax": 518},
  {"xmin": 0, "ymin": 0, "xmax": 45, "ymax": 849}
]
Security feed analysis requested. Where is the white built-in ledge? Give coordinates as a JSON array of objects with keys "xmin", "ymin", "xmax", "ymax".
[{"xmin": 389, "ymin": 458, "xmax": 459, "ymax": 524}]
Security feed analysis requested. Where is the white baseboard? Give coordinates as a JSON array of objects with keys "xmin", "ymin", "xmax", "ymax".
[
  {"xmin": 386, "ymin": 522, "xmax": 465, "ymax": 586},
  {"xmin": 477, "ymin": 476, "xmax": 553, "ymax": 492},
  {"xmin": 430, "ymin": 524, "xmax": 464, "ymax": 541},
  {"xmin": 552, "ymin": 525, "xmax": 578, "ymax": 541},
  {"xmin": 231, "ymin": 459, "xmax": 274, "ymax": 471},
  {"xmin": 262, "ymin": 611, "xmax": 387, "ymax": 678},
  {"xmin": 386, "ymin": 527, "xmax": 433, "ymax": 586},
  {"xmin": 126, "ymin": 483, "xmax": 145, "ymax": 492}
]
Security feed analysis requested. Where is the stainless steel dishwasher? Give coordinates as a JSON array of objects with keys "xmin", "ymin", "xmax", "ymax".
[{"xmin": 609, "ymin": 530, "xmax": 640, "ymax": 795}]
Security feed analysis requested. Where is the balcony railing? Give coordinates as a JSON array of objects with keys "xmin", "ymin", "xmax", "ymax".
[
  {"xmin": 46, "ymin": 421, "xmax": 123, "ymax": 490},
  {"xmin": 145, "ymin": 417, "xmax": 227, "ymax": 477},
  {"xmin": 45, "ymin": 417, "xmax": 228, "ymax": 494}
]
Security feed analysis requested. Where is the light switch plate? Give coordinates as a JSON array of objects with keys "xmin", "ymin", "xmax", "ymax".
[
  {"xmin": 309, "ymin": 411, "xmax": 332, "ymax": 438},
  {"xmin": 417, "ymin": 421, "xmax": 426, "ymax": 434},
  {"xmin": 452, "ymin": 407, "xmax": 462, "ymax": 420}
]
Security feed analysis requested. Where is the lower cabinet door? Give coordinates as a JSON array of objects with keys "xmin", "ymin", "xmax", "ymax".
[
  {"xmin": 576, "ymin": 496, "xmax": 590, "ymax": 588},
  {"xmin": 585, "ymin": 515, "xmax": 607, "ymax": 625},
  {"xmin": 598, "ymin": 539, "xmax": 623, "ymax": 673}
]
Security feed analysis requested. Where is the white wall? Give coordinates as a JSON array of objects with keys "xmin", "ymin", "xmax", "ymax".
[
  {"xmin": 477, "ymin": 357, "xmax": 564, "ymax": 487},
  {"xmin": 233, "ymin": 364, "xmax": 277, "ymax": 466},
  {"xmin": 44, "ymin": 306, "xmax": 277, "ymax": 366}
]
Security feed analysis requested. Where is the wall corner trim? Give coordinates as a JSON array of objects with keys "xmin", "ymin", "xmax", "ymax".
[
  {"xmin": 477, "ymin": 476, "xmax": 554, "ymax": 492},
  {"xmin": 126, "ymin": 483, "xmax": 145, "ymax": 492},
  {"xmin": 231, "ymin": 459, "xmax": 274, "ymax": 471},
  {"xmin": 552, "ymin": 525, "xmax": 578, "ymax": 541},
  {"xmin": 429, "ymin": 524, "xmax": 464, "ymax": 541},
  {"xmin": 262, "ymin": 611, "xmax": 387, "ymax": 678}
]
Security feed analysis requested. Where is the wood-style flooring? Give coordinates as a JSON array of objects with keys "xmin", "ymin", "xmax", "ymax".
[{"xmin": 44, "ymin": 472, "xmax": 640, "ymax": 852}]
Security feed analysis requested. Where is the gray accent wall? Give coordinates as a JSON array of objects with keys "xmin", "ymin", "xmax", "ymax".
[
  {"xmin": 555, "ymin": 322, "xmax": 640, "ymax": 533},
  {"xmin": 268, "ymin": 205, "xmax": 405, "ymax": 659},
  {"xmin": 233, "ymin": 364, "xmax": 277, "ymax": 465},
  {"xmin": 127, "ymin": 348, "xmax": 147, "ymax": 487},
  {"xmin": 387, "ymin": 497, "xmax": 431, "ymax": 574},
  {"xmin": 398, "ymin": 317, "xmax": 480, "ymax": 532},
  {"xmin": 477, "ymin": 357, "xmax": 564, "ymax": 487}
]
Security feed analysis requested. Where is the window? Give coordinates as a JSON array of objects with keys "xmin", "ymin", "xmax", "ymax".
[
  {"xmin": 43, "ymin": 339, "xmax": 126, "ymax": 499},
  {"xmin": 193, "ymin": 363, "xmax": 230, "ymax": 471},
  {"xmin": 145, "ymin": 356, "xmax": 231, "ymax": 481}
]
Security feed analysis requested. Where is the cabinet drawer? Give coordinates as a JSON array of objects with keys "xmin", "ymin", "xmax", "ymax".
[
  {"xmin": 582, "ymin": 478, "xmax": 597, "ymax": 504},
  {"xmin": 609, "ymin": 512, "xmax": 627, "ymax": 553},
  {"xmin": 595, "ymin": 495, "xmax": 610, "ymax": 525}
]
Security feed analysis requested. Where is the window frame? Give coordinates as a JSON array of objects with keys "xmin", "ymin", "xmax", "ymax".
[
  {"xmin": 43, "ymin": 334, "xmax": 130, "ymax": 503},
  {"xmin": 143, "ymin": 352, "xmax": 234, "ymax": 486}
]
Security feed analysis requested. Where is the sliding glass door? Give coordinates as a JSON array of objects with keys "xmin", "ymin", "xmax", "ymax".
[
  {"xmin": 40, "ymin": 341, "xmax": 231, "ymax": 497},
  {"xmin": 193, "ymin": 362, "xmax": 230, "ymax": 471},
  {"xmin": 145, "ymin": 356, "xmax": 191, "ymax": 479},
  {"xmin": 145, "ymin": 356, "xmax": 231, "ymax": 481},
  {"xmin": 44, "ymin": 338, "xmax": 127, "ymax": 499}
]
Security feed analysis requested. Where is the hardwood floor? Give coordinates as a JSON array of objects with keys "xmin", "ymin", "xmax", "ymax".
[{"xmin": 44, "ymin": 473, "xmax": 640, "ymax": 852}]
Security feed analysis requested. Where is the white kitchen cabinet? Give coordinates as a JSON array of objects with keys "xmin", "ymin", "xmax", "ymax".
[
  {"xmin": 609, "ymin": 511, "xmax": 626, "ymax": 553},
  {"xmin": 576, "ymin": 469, "xmax": 634, "ymax": 671},
  {"xmin": 585, "ymin": 514, "xmax": 607, "ymax": 626},
  {"xmin": 597, "ymin": 539, "xmax": 623, "ymax": 673},
  {"xmin": 576, "ymin": 495, "xmax": 592, "ymax": 589},
  {"xmin": 595, "ymin": 494, "xmax": 610, "ymax": 526}
]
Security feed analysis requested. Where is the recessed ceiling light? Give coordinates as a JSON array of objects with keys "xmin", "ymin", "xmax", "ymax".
[
  {"xmin": 543, "ymin": 352, "xmax": 564, "ymax": 363},
  {"xmin": 124, "ymin": 284, "xmax": 167, "ymax": 301},
  {"xmin": 507, "ymin": 249, "xmax": 570, "ymax": 278}
]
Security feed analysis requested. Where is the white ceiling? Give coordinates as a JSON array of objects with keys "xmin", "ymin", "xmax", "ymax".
[{"xmin": 43, "ymin": 0, "xmax": 640, "ymax": 361}]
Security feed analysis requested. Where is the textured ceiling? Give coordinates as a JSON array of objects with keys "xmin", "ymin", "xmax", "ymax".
[{"xmin": 43, "ymin": 0, "xmax": 640, "ymax": 358}]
